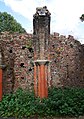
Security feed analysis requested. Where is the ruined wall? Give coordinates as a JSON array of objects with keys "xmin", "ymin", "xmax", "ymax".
[
  {"xmin": 0, "ymin": 32, "xmax": 34, "ymax": 94},
  {"xmin": 0, "ymin": 32, "xmax": 84, "ymax": 94},
  {"xmin": 50, "ymin": 33, "xmax": 84, "ymax": 87}
]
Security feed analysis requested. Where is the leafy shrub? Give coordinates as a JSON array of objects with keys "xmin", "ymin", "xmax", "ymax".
[
  {"xmin": 0, "ymin": 87, "xmax": 84, "ymax": 118},
  {"xmin": 47, "ymin": 87, "xmax": 84, "ymax": 117}
]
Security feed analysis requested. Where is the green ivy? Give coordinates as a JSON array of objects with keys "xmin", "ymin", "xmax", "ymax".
[{"xmin": 0, "ymin": 87, "xmax": 84, "ymax": 118}]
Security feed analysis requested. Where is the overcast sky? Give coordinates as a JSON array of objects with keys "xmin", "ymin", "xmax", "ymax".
[{"xmin": 0, "ymin": 0, "xmax": 84, "ymax": 44}]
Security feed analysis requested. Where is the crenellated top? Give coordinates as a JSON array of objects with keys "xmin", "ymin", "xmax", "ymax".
[{"xmin": 0, "ymin": 32, "xmax": 82, "ymax": 46}]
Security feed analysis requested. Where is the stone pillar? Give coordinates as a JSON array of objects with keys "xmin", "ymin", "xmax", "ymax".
[{"xmin": 33, "ymin": 6, "xmax": 51, "ymax": 98}]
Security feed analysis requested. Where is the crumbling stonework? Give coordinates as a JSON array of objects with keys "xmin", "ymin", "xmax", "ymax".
[
  {"xmin": 50, "ymin": 33, "xmax": 84, "ymax": 87},
  {"xmin": 33, "ymin": 6, "xmax": 51, "ymax": 60},
  {"xmin": 0, "ymin": 32, "xmax": 34, "ymax": 94},
  {"xmin": 0, "ymin": 31, "xmax": 84, "ymax": 94}
]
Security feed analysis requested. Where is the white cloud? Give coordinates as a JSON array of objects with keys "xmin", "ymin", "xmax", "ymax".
[{"xmin": 2, "ymin": 0, "xmax": 84, "ymax": 44}]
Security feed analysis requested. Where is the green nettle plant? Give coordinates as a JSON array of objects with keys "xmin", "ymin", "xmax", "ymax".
[{"xmin": 0, "ymin": 87, "xmax": 84, "ymax": 118}]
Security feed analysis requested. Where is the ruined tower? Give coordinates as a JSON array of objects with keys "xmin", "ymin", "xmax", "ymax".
[{"xmin": 33, "ymin": 6, "xmax": 51, "ymax": 98}]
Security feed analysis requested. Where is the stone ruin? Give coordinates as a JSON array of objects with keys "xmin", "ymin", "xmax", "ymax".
[{"xmin": 0, "ymin": 6, "xmax": 84, "ymax": 94}]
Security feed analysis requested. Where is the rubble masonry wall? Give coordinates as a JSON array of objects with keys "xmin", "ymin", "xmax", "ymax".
[{"xmin": 0, "ymin": 32, "xmax": 84, "ymax": 94}]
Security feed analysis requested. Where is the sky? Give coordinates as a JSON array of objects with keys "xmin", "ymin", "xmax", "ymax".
[{"xmin": 0, "ymin": 0, "xmax": 84, "ymax": 44}]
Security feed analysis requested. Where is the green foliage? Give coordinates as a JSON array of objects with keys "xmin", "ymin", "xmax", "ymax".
[
  {"xmin": 0, "ymin": 12, "xmax": 26, "ymax": 33},
  {"xmin": 0, "ymin": 87, "xmax": 84, "ymax": 118},
  {"xmin": 48, "ymin": 87, "xmax": 84, "ymax": 117}
]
